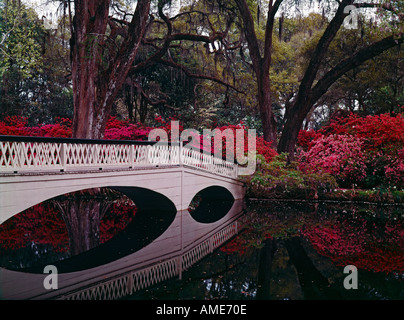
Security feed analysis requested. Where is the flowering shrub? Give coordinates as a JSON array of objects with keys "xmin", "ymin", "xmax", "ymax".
[
  {"xmin": 298, "ymin": 112, "xmax": 404, "ymax": 189},
  {"xmin": 0, "ymin": 116, "xmax": 73, "ymax": 137},
  {"xmin": 190, "ymin": 123, "xmax": 278, "ymax": 163},
  {"xmin": 246, "ymin": 153, "xmax": 337, "ymax": 199},
  {"xmin": 297, "ymin": 134, "xmax": 367, "ymax": 187},
  {"xmin": 297, "ymin": 129, "xmax": 323, "ymax": 151},
  {"xmin": 319, "ymin": 113, "xmax": 404, "ymax": 156},
  {"xmin": 103, "ymin": 116, "xmax": 180, "ymax": 141},
  {"xmin": 384, "ymin": 148, "xmax": 404, "ymax": 188}
]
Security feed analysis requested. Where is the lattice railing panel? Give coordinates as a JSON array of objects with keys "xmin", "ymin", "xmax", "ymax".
[
  {"xmin": 59, "ymin": 218, "xmax": 244, "ymax": 301},
  {"xmin": 1, "ymin": 138, "xmax": 238, "ymax": 178},
  {"xmin": 131, "ymin": 258, "xmax": 179, "ymax": 292},
  {"xmin": 65, "ymin": 274, "xmax": 132, "ymax": 300},
  {"xmin": 180, "ymin": 147, "xmax": 237, "ymax": 178},
  {"xmin": 211, "ymin": 222, "xmax": 238, "ymax": 249},
  {"xmin": 182, "ymin": 240, "xmax": 212, "ymax": 271},
  {"xmin": 62, "ymin": 257, "xmax": 179, "ymax": 301},
  {"xmin": 0, "ymin": 141, "xmax": 63, "ymax": 170}
]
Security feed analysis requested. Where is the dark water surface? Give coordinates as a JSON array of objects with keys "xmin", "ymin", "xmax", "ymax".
[
  {"xmin": 127, "ymin": 201, "xmax": 404, "ymax": 300},
  {"xmin": 1, "ymin": 197, "xmax": 403, "ymax": 300}
]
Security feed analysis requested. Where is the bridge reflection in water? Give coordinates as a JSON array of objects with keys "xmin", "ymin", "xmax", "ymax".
[
  {"xmin": 0, "ymin": 135, "xmax": 246, "ymax": 300},
  {"xmin": 0, "ymin": 194, "xmax": 245, "ymax": 300}
]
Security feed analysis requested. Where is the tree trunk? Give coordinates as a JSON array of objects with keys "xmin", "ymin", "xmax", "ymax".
[
  {"xmin": 278, "ymin": 0, "xmax": 353, "ymax": 156},
  {"xmin": 234, "ymin": 0, "xmax": 282, "ymax": 148},
  {"xmin": 257, "ymin": 69, "xmax": 278, "ymax": 147},
  {"xmin": 70, "ymin": 0, "xmax": 151, "ymax": 139},
  {"xmin": 277, "ymin": 99, "xmax": 312, "ymax": 156},
  {"xmin": 53, "ymin": 189, "xmax": 114, "ymax": 256},
  {"xmin": 278, "ymin": 33, "xmax": 403, "ymax": 157},
  {"xmin": 70, "ymin": 1, "xmax": 110, "ymax": 139},
  {"xmin": 256, "ymin": 239, "xmax": 277, "ymax": 299}
]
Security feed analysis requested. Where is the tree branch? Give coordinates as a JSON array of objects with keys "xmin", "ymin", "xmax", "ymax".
[
  {"xmin": 311, "ymin": 34, "xmax": 404, "ymax": 104},
  {"xmin": 157, "ymin": 57, "xmax": 244, "ymax": 94},
  {"xmin": 293, "ymin": 0, "xmax": 353, "ymax": 109},
  {"xmin": 234, "ymin": 0, "xmax": 263, "ymax": 72},
  {"xmin": 263, "ymin": 0, "xmax": 283, "ymax": 66},
  {"xmin": 354, "ymin": 2, "xmax": 404, "ymax": 20}
]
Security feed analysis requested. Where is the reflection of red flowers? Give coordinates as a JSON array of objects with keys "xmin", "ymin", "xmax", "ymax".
[
  {"xmin": 99, "ymin": 200, "xmax": 137, "ymax": 243},
  {"xmin": 220, "ymin": 235, "xmax": 248, "ymax": 255},
  {"xmin": 220, "ymin": 210, "xmax": 403, "ymax": 275},
  {"xmin": 220, "ymin": 228, "xmax": 273, "ymax": 256},
  {"xmin": 302, "ymin": 218, "xmax": 404, "ymax": 274},
  {"xmin": 0, "ymin": 199, "xmax": 137, "ymax": 253},
  {"xmin": 0, "ymin": 203, "xmax": 69, "ymax": 252}
]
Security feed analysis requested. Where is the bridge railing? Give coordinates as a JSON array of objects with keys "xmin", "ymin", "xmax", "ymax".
[{"xmin": 0, "ymin": 136, "xmax": 238, "ymax": 178}]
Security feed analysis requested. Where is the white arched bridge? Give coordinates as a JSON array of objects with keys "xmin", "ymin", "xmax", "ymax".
[{"xmin": 0, "ymin": 136, "xmax": 246, "ymax": 300}]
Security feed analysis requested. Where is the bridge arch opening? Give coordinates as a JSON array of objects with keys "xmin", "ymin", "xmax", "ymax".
[
  {"xmin": 188, "ymin": 186, "xmax": 235, "ymax": 224},
  {"xmin": 0, "ymin": 187, "xmax": 177, "ymax": 273}
]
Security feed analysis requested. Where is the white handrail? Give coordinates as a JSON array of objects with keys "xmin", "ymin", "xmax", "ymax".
[{"xmin": 0, "ymin": 139, "xmax": 238, "ymax": 178}]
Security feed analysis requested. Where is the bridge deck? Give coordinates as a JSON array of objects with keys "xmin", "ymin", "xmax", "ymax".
[{"xmin": 0, "ymin": 136, "xmax": 238, "ymax": 178}]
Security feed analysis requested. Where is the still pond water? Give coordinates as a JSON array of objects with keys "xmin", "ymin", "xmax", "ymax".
[
  {"xmin": 0, "ymin": 197, "xmax": 403, "ymax": 300},
  {"xmin": 128, "ymin": 201, "xmax": 404, "ymax": 300}
]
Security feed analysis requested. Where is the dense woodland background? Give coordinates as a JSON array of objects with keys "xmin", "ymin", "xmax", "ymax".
[
  {"xmin": 0, "ymin": 1, "xmax": 402, "ymax": 138},
  {"xmin": 0, "ymin": 0, "xmax": 403, "ymax": 191}
]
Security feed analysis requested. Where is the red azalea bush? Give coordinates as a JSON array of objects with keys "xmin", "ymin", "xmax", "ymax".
[
  {"xmin": 384, "ymin": 148, "xmax": 404, "ymax": 187},
  {"xmin": 319, "ymin": 113, "xmax": 404, "ymax": 156},
  {"xmin": 297, "ymin": 129, "xmax": 323, "ymax": 151},
  {"xmin": 103, "ymin": 116, "xmax": 181, "ymax": 141},
  {"xmin": 297, "ymin": 112, "xmax": 404, "ymax": 189},
  {"xmin": 0, "ymin": 116, "xmax": 277, "ymax": 163},
  {"xmin": 0, "ymin": 116, "xmax": 73, "ymax": 137},
  {"xmin": 192, "ymin": 123, "xmax": 277, "ymax": 163},
  {"xmin": 0, "ymin": 115, "xmax": 179, "ymax": 140},
  {"xmin": 297, "ymin": 134, "xmax": 367, "ymax": 187}
]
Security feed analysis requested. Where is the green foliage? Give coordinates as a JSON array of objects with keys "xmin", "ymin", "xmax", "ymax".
[
  {"xmin": 0, "ymin": 1, "xmax": 72, "ymax": 123},
  {"xmin": 322, "ymin": 187, "xmax": 404, "ymax": 204},
  {"xmin": 0, "ymin": 2, "xmax": 43, "ymax": 79}
]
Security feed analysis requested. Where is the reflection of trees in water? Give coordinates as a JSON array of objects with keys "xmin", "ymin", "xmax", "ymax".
[
  {"xmin": 0, "ymin": 188, "xmax": 137, "ymax": 269},
  {"xmin": 226, "ymin": 202, "xmax": 404, "ymax": 273},
  {"xmin": 53, "ymin": 188, "xmax": 117, "ymax": 256},
  {"xmin": 130, "ymin": 201, "xmax": 403, "ymax": 300},
  {"xmin": 221, "ymin": 201, "xmax": 404, "ymax": 299}
]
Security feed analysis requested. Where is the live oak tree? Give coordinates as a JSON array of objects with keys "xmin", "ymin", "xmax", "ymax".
[
  {"xmin": 69, "ymin": 0, "xmax": 151, "ymax": 138},
  {"xmin": 277, "ymin": 0, "xmax": 404, "ymax": 157},
  {"xmin": 231, "ymin": 0, "xmax": 403, "ymax": 156},
  {"xmin": 68, "ymin": 0, "xmax": 243, "ymax": 138},
  {"xmin": 38, "ymin": 0, "xmax": 404, "ymax": 148}
]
